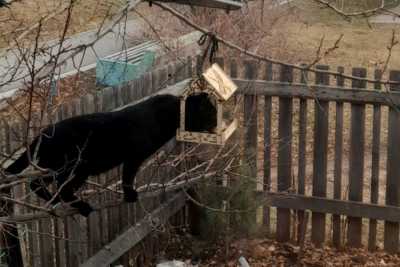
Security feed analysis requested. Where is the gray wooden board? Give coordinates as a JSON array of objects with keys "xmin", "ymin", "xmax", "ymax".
[
  {"xmin": 257, "ymin": 192, "xmax": 400, "ymax": 222},
  {"xmin": 39, "ymin": 218, "xmax": 54, "ymax": 267},
  {"xmin": 369, "ymin": 69, "xmax": 382, "ymax": 251},
  {"xmin": 311, "ymin": 65, "xmax": 329, "ymax": 247},
  {"xmin": 276, "ymin": 65, "xmax": 293, "ymax": 242},
  {"xmin": 297, "ymin": 97, "xmax": 307, "ymax": 242},
  {"xmin": 233, "ymin": 79, "xmax": 400, "ymax": 106},
  {"xmin": 333, "ymin": 66, "xmax": 344, "ymax": 248},
  {"xmin": 384, "ymin": 71, "xmax": 400, "ymax": 253},
  {"xmin": 80, "ymin": 192, "xmax": 186, "ymax": 267},
  {"xmin": 263, "ymin": 62, "xmax": 273, "ymax": 230},
  {"xmin": 347, "ymin": 68, "xmax": 366, "ymax": 248},
  {"xmin": 243, "ymin": 61, "xmax": 258, "ymax": 177},
  {"xmin": 264, "ymin": 96, "xmax": 272, "ymax": 230}
]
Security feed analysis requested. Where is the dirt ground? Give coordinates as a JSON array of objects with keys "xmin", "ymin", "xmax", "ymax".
[{"xmin": 165, "ymin": 235, "xmax": 400, "ymax": 266}]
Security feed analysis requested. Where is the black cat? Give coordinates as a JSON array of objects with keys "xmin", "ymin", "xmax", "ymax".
[{"xmin": 5, "ymin": 93, "xmax": 217, "ymax": 216}]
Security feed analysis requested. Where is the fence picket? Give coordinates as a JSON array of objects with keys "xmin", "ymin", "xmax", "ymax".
[
  {"xmin": 215, "ymin": 57, "xmax": 224, "ymax": 69},
  {"xmin": 277, "ymin": 65, "xmax": 293, "ymax": 242},
  {"xmin": 348, "ymin": 67, "xmax": 367, "ymax": 248},
  {"xmin": 243, "ymin": 60, "xmax": 258, "ymax": 230},
  {"xmin": 333, "ymin": 66, "xmax": 344, "ymax": 248},
  {"xmin": 263, "ymin": 62, "xmax": 273, "ymax": 233},
  {"xmin": 312, "ymin": 65, "xmax": 330, "ymax": 247},
  {"xmin": 243, "ymin": 60, "xmax": 258, "ymax": 178},
  {"xmin": 297, "ymin": 65, "xmax": 308, "ymax": 243},
  {"xmin": 36, "ymin": 115, "xmax": 55, "ymax": 267},
  {"xmin": 369, "ymin": 69, "xmax": 382, "ymax": 251},
  {"xmin": 384, "ymin": 70, "xmax": 400, "ymax": 253}
]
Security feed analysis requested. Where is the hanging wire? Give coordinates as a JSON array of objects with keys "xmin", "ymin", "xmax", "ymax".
[{"xmin": 197, "ymin": 32, "xmax": 219, "ymax": 76}]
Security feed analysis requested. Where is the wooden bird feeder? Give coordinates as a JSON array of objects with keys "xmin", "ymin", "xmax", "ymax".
[
  {"xmin": 146, "ymin": 0, "xmax": 243, "ymax": 10},
  {"xmin": 177, "ymin": 63, "xmax": 238, "ymax": 145}
]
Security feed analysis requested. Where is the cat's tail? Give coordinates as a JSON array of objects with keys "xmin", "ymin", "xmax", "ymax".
[{"xmin": 5, "ymin": 151, "xmax": 30, "ymax": 175}]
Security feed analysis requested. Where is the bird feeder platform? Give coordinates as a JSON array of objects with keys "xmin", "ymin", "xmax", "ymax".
[{"xmin": 147, "ymin": 0, "xmax": 243, "ymax": 10}]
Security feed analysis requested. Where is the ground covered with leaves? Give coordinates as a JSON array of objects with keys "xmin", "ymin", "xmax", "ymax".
[{"xmin": 165, "ymin": 235, "xmax": 400, "ymax": 266}]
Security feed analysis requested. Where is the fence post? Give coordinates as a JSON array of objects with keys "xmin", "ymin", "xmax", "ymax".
[
  {"xmin": 311, "ymin": 65, "xmax": 330, "ymax": 247},
  {"xmin": 347, "ymin": 67, "xmax": 367, "ymax": 248},
  {"xmin": 384, "ymin": 70, "xmax": 400, "ymax": 253},
  {"xmin": 276, "ymin": 64, "xmax": 293, "ymax": 242}
]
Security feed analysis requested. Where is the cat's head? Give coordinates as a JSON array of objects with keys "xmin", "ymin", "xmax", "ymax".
[{"xmin": 185, "ymin": 93, "xmax": 217, "ymax": 132}]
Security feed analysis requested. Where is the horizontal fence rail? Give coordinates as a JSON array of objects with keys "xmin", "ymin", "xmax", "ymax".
[{"xmin": 234, "ymin": 79, "xmax": 400, "ymax": 105}]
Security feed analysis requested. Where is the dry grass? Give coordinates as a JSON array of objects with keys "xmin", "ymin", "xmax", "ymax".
[
  {"xmin": 257, "ymin": 0, "xmax": 400, "ymax": 73},
  {"xmin": 0, "ymin": 0, "xmax": 124, "ymax": 48}
]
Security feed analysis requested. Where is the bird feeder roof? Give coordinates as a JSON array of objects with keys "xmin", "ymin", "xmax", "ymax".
[{"xmin": 202, "ymin": 63, "xmax": 237, "ymax": 101}]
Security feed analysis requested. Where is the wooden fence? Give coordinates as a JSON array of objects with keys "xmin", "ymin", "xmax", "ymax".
[
  {"xmin": 0, "ymin": 58, "xmax": 193, "ymax": 267},
  {"xmin": 219, "ymin": 58, "xmax": 400, "ymax": 253},
  {"xmin": 3, "ymin": 55, "xmax": 400, "ymax": 266}
]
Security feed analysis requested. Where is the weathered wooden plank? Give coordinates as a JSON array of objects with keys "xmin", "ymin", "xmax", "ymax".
[
  {"xmin": 151, "ymin": 68, "xmax": 160, "ymax": 94},
  {"xmin": 243, "ymin": 60, "xmax": 258, "ymax": 180},
  {"xmin": 38, "ymin": 110, "xmax": 55, "ymax": 267},
  {"xmin": 276, "ymin": 65, "xmax": 293, "ymax": 242},
  {"xmin": 347, "ymin": 67, "xmax": 366, "ymax": 248},
  {"xmin": 230, "ymin": 59, "xmax": 238, "ymax": 80},
  {"xmin": 263, "ymin": 62, "xmax": 272, "ymax": 232},
  {"xmin": 6, "ymin": 120, "xmax": 31, "ymax": 267},
  {"xmin": 120, "ymin": 80, "xmax": 130, "ymax": 106},
  {"xmin": 215, "ymin": 57, "xmax": 224, "ymax": 69},
  {"xmin": 158, "ymin": 67, "xmax": 168, "ymax": 95},
  {"xmin": 1, "ymin": 122, "xmax": 24, "ymax": 267},
  {"xmin": 258, "ymin": 192, "xmax": 400, "ymax": 222},
  {"xmin": 102, "ymin": 87, "xmax": 115, "ymax": 112},
  {"xmin": 186, "ymin": 56, "xmax": 193, "ymax": 79},
  {"xmin": 66, "ymin": 101, "xmax": 83, "ymax": 266},
  {"xmin": 297, "ymin": 65, "xmax": 308, "ymax": 243},
  {"xmin": 114, "ymin": 84, "xmax": 124, "ymax": 108},
  {"xmin": 93, "ymin": 91, "xmax": 104, "ymax": 113},
  {"xmin": 144, "ymin": 72, "xmax": 153, "ymax": 97},
  {"xmin": 312, "ymin": 65, "xmax": 330, "ymax": 247},
  {"xmin": 38, "ymin": 218, "xmax": 54, "ymax": 267},
  {"xmin": 332, "ymin": 66, "xmax": 344, "ymax": 248},
  {"xmin": 195, "ymin": 55, "xmax": 202, "ymax": 77},
  {"xmin": 54, "ymin": 108, "xmax": 66, "ymax": 267},
  {"xmin": 80, "ymin": 193, "xmax": 186, "ymax": 267},
  {"xmin": 65, "ymin": 215, "xmax": 82, "ymax": 266},
  {"xmin": 107, "ymin": 171, "xmax": 118, "ymax": 243},
  {"xmin": 87, "ymin": 197, "xmax": 101, "ymax": 257},
  {"xmin": 384, "ymin": 70, "xmax": 400, "ymax": 253},
  {"xmin": 369, "ymin": 69, "xmax": 382, "ymax": 251},
  {"xmin": 233, "ymin": 79, "xmax": 400, "ymax": 106},
  {"xmin": 174, "ymin": 60, "xmax": 187, "ymax": 83},
  {"xmin": 99, "ymin": 173, "xmax": 109, "ymax": 246}
]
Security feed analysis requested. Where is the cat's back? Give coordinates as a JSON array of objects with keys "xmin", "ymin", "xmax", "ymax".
[{"xmin": 38, "ymin": 112, "xmax": 117, "ymax": 147}]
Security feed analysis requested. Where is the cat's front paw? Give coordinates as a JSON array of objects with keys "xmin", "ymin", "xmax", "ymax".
[{"xmin": 124, "ymin": 190, "xmax": 138, "ymax": 203}]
